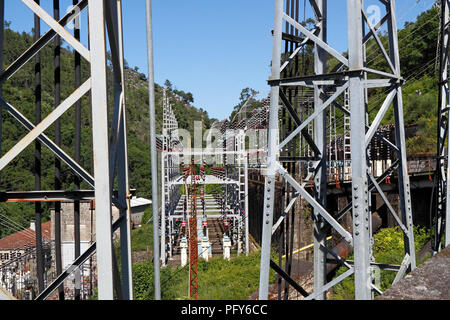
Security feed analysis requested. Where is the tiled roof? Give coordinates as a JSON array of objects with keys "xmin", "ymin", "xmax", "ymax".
[{"xmin": 0, "ymin": 221, "xmax": 51, "ymax": 250}]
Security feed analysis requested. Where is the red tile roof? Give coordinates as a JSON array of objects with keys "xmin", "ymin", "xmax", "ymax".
[{"xmin": 0, "ymin": 221, "xmax": 51, "ymax": 250}]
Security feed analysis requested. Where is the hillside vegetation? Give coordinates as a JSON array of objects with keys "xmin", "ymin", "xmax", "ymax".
[{"xmin": 0, "ymin": 25, "xmax": 211, "ymax": 237}]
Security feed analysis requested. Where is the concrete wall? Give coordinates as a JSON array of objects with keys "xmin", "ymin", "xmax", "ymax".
[{"xmin": 50, "ymin": 202, "xmax": 120, "ymax": 269}]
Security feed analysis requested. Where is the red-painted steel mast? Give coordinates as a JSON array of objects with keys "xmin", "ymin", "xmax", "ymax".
[{"xmin": 188, "ymin": 162, "xmax": 199, "ymax": 299}]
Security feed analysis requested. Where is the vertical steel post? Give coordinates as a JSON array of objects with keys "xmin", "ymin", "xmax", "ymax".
[
  {"xmin": 145, "ymin": 0, "xmax": 161, "ymax": 300},
  {"xmin": 244, "ymin": 147, "xmax": 249, "ymax": 255},
  {"xmin": 33, "ymin": 0, "xmax": 45, "ymax": 294},
  {"xmin": 258, "ymin": 0, "xmax": 283, "ymax": 300},
  {"xmin": 53, "ymin": 0, "xmax": 64, "ymax": 300},
  {"xmin": 313, "ymin": 0, "xmax": 328, "ymax": 300},
  {"xmin": 88, "ymin": 0, "xmax": 114, "ymax": 300},
  {"xmin": 73, "ymin": 0, "xmax": 82, "ymax": 301},
  {"xmin": 444, "ymin": 0, "xmax": 450, "ymax": 248},
  {"xmin": 161, "ymin": 151, "xmax": 166, "ymax": 266},
  {"xmin": 437, "ymin": 0, "xmax": 450, "ymax": 251},
  {"xmin": 347, "ymin": 0, "xmax": 371, "ymax": 300},
  {"xmin": 111, "ymin": 0, "xmax": 134, "ymax": 299}
]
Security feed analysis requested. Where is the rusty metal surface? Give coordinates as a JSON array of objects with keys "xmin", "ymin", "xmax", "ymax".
[{"xmin": 377, "ymin": 246, "xmax": 450, "ymax": 300}]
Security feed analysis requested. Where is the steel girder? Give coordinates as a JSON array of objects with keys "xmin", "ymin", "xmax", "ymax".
[
  {"xmin": 259, "ymin": 0, "xmax": 416, "ymax": 300},
  {"xmin": 0, "ymin": 0, "xmax": 133, "ymax": 300},
  {"xmin": 435, "ymin": 0, "xmax": 450, "ymax": 253}
]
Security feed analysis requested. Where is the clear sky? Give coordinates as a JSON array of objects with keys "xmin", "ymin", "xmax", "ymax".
[{"xmin": 4, "ymin": 0, "xmax": 436, "ymax": 120}]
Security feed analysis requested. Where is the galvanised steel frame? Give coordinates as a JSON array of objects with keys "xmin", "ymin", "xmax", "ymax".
[
  {"xmin": 160, "ymin": 138, "xmax": 250, "ymax": 265},
  {"xmin": 159, "ymin": 91, "xmax": 250, "ymax": 267},
  {"xmin": 0, "ymin": 0, "xmax": 133, "ymax": 300},
  {"xmin": 259, "ymin": 0, "xmax": 416, "ymax": 300},
  {"xmin": 160, "ymin": 89, "xmax": 182, "ymax": 266},
  {"xmin": 435, "ymin": 0, "xmax": 450, "ymax": 254}
]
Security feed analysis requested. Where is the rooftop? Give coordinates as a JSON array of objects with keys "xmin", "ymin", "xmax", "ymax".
[{"xmin": 0, "ymin": 221, "xmax": 51, "ymax": 250}]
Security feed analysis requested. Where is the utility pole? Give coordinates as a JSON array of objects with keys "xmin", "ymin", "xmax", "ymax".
[{"xmin": 145, "ymin": 0, "xmax": 162, "ymax": 300}]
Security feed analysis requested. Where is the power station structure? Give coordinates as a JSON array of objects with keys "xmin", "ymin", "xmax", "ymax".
[
  {"xmin": 258, "ymin": 0, "xmax": 417, "ymax": 300},
  {"xmin": 158, "ymin": 90, "xmax": 250, "ymax": 268},
  {"xmin": 0, "ymin": 0, "xmax": 448, "ymax": 301},
  {"xmin": 0, "ymin": 0, "xmax": 133, "ymax": 300},
  {"xmin": 434, "ymin": 0, "xmax": 450, "ymax": 254}
]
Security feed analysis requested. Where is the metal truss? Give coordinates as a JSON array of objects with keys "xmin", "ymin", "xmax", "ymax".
[
  {"xmin": 160, "ymin": 89, "xmax": 182, "ymax": 266},
  {"xmin": 435, "ymin": 0, "xmax": 450, "ymax": 253},
  {"xmin": 259, "ymin": 0, "xmax": 416, "ymax": 300},
  {"xmin": 0, "ymin": 0, "xmax": 133, "ymax": 300},
  {"xmin": 160, "ymin": 97, "xmax": 250, "ymax": 266}
]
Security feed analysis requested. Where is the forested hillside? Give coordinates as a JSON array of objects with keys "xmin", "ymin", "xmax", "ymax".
[
  {"xmin": 0, "ymin": 25, "xmax": 211, "ymax": 237},
  {"xmin": 369, "ymin": 6, "xmax": 440, "ymax": 154}
]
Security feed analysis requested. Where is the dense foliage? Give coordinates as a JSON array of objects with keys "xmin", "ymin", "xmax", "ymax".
[
  {"xmin": 0, "ymin": 26, "xmax": 211, "ymax": 237},
  {"xmin": 330, "ymin": 226, "xmax": 430, "ymax": 300},
  {"xmin": 132, "ymin": 251, "xmax": 274, "ymax": 300},
  {"xmin": 368, "ymin": 7, "xmax": 441, "ymax": 153}
]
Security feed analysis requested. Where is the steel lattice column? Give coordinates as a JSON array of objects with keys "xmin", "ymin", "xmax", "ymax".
[
  {"xmin": 347, "ymin": 0, "xmax": 371, "ymax": 299},
  {"xmin": 435, "ymin": 0, "xmax": 450, "ymax": 252},
  {"xmin": 313, "ymin": 0, "xmax": 328, "ymax": 300},
  {"xmin": 259, "ymin": 0, "xmax": 416, "ymax": 300},
  {"xmin": 0, "ymin": 0, "xmax": 133, "ymax": 300}
]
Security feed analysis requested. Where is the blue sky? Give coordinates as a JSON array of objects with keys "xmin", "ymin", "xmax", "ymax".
[{"xmin": 4, "ymin": 0, "xmax": 436, "ymax": 120}]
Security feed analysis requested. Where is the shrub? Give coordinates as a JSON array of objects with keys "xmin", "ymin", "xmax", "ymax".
[{"xmin": 330, "ymin": 226, "xmax": 430, "ymax": 300}]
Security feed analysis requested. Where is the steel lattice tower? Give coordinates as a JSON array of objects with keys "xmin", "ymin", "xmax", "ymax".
[
  {"xmin": 435, "ymin": 0, "xmax": 450, "ymax": 253},
  {"xmin": 259, "ymin": 0, "xmax": 416, "ymax": 300},
  {"xmin": 0, "ymin": 0, "xmax": 133, "ymax": 300}
]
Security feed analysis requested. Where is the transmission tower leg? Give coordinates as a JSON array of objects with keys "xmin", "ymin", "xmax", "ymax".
[
  {"xmin": 53, "ymin": 0, "xmax": 64, "ymax": 300},
  {"xmin": 88, "ymin": 0, "xmax": 115, "ymax": 300},
  {"xmin": 347, "ymin": 0, "xmax": 372, "ymax": 300},
  {"xmin": 33, "ymin": 4, "xmax": 45, "ymax": 295},
  {"xmin": 437, "ymin": 0, "xmax": 450, "ymax": 250},
  {"xmin": 258, "ymin": 0, "xmax": 283, "ymax": 300},
  {"xmin": 73, "ymin": 0, "xmax": 82, "ymax": 301},
  {"xmin": 107, "ymin": 0, "xmax": 134, "ymax": 299},
  {"xmin": 313, "ymin": 0, "xmax": 328, "ymax": 300}
]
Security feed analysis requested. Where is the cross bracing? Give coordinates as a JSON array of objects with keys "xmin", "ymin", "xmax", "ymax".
[
  {"xmin": 434, "ymin": 0, "xmax": 450, "ymax": 253},
  {"xmin": 258, "ymin": 0, "xmax": 416, "ymax": 300},
  {"xmin": 0, "ymin": 0, "xmax": 133, "ymax": 300},
  {"xmin": 159, "ymin": 92, "xmax": 250, "ymax": 268}
]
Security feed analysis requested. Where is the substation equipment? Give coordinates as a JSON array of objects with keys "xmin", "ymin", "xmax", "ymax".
[{"xmin": 158, "ymin": 90, "xmax": 250, "ymax": 268}]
